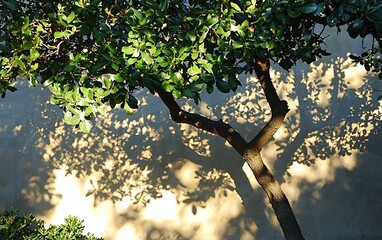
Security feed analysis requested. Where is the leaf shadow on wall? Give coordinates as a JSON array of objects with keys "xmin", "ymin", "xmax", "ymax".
[
  {"xmin": 21, "ymin": 86, "xmax": 279, "ymax": 239},
  {"xmin": 0, "ymin": 84, "xmax": 61, "ymax": 215},
  {"xmin": 1, "ymin": 54, "xmax": 381, "ymax": 239},
  {"xmin": 272, "ymin": 56, "xmax": 382, "ymax": 180},
  {"xmin": 267, "ymin": 56, "xmax": 382, "ymax": 239}
]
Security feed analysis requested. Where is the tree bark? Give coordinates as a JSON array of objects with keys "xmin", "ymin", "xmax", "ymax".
[{"xmin": 153, "ymin": 58, "xmax": 304, "ymax": 239}]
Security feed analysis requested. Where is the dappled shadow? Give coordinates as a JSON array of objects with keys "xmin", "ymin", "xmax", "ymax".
[
  {"xmin": 0, "ymin": 83, "xmax": 60, "ymax": 215},
  {"xmin": 32, "ymin": 86, "xmax": 280, "ymax": 238},
  {"xmin": 272, "ymin": 56, "xmax": 382, "ymax": 181},
  {"xmin": 1, "ymin": 30, "xmax": 382, "ymax": 238}
]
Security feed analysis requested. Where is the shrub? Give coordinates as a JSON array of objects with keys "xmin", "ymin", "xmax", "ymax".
[{"xmin": 0, "ymin": 209, "xmax": 103, "ymax": 240}]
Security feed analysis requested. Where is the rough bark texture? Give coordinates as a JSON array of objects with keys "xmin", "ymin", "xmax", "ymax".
[{"xmin": 153, "ymin": 58, "xmax": 304, "ymax": 239}]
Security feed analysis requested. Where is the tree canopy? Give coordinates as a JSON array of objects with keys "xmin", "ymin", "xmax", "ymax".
[
  {"xmin": 1, "ymin": 0, "xmax": 381, "ymax": 133},
  {"xmin": 1, "ymin": 0, "xmax": 382, "ymax": 239}
]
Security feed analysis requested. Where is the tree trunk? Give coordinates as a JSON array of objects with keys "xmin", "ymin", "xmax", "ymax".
[
  {"xmin": 245, "ymin": 58, "xmax": 305, "ymax": 239},
  {"xmin": 153, "ymin": 58, "xmax": 304, "ymax": 239}
]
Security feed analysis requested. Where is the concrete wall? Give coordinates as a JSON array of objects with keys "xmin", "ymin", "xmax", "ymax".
[{"xmin": 1, "ymin": 30, "xmax": 382, "ymax": 239}]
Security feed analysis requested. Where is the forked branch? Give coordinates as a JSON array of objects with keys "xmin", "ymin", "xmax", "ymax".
[{"xmin": 153, "ymin": 86, "xmax": 247, "ymax": 155}]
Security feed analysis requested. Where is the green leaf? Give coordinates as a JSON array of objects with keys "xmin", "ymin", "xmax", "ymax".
[
  {"xmin": 366, "ymin": 9, "xmax": 382, "ymax": 22},
  {"xmin": 141, "ymin": 52, "xmax": 153, "ymax": 65},
  {"xmin": 347, "ymin": 18, "xmax": 365, "ymax": 39},
  {"xmin": 67, "ymin": 11, "xmax": 75, "ymax": 23},
  {"xmin": 188, "ymin": 64, "xmax": 201, "ymax": 76},
  {"xmin": 114, "ymin": 73, "xmax": 124, "ymax": 82},
  {"xmin": 4, "ymin": 1, "xmax": 17, "ymax": 10},
  {"xmin": 127, "ymin": 58, "xmax": 137, "ymax": 65},
  {"xmin": 162, "ymin": 81, "xmax": 175, "ymax": 92},
  {"xmin": 124, "ymin": 102, "xmax": 135, "ymax": 114},
  {"xmin": 201, "ymin": 61, "xmax": 213, "ymax": 74},
  {"xmin": 85, "ymin": 105, "xmax": 95, "ymax": 116},
  {"xmin": 216, "ymin": 80, "xmax": 231, "ymax": 93},
  {"xmin": 103, "ymin": 76, "xmax": 112, "ymax": 89},
  {"xmin": 171, "ymin": 72, "xmax": 183, "ymax": 84},
  {"xmin": 279, "ymin": 59, "xmax": 294, "ymax": 70},
  {"xmin": 181, "ymin": 87, "xmax": 195, "ymax": 98},
  {"xmin": 160, "ymin": 0, "xmax": 169, "ymax": 12},
  {"xmin": 29, "ymin": 49, "xmax": 40, "ymax": 62},
  {"xmin": 30, "ymin": 63, "xmax": 39, "ymax": 71},
  {"xmin": 288, "ymin": 10, "xmax": 300, "ymax": 18},
  {"xmin": 111, "ymin": 63, "xmax": 119, "ymax": 71},
  {"xmin": 14, "ymin": 59, "xmax": 26, "ymax": 71},
  {"xmin": 128, "ymin": 95, "xmax": 138, "ymax": 108},
  {"xmin": 7, "ymin": 86, "xmax": 17, "ymax": 92},
  {"xmin": 64, "ymin": 111, "xmax": 72, "ymax": 124},
  {"xmin": 133, "ymin": 9, "xmax": 143, "ymax": 21},
  {"xmin": 79, "ymin": 120, "xmax": 92, "ymax": 133},
  {"xmin": 54, "ymin": 31, "xmax": 64, "ymax": 38},
  {"xmin": 69, "ymin": 115, "xmax": 81, "ymax": 125},
  {"xmin": 191, "ymin": 82, "xmax": 204, "ymax": 91},
  {"xmin": 206, "ymin": 85, "xmax": 214, "ymax": 94},
  {"xmin": 191, "ymin": 51, "xmax": 199, "ymax": 60},
  {"xmin": 228, "ymin": 75, "xmax": 241, "ymax": 91},
  {"xmin": 122, "ymin": 46, "xmax": 136, "ymax": 55},
  {"xmin": 199, "ymin": 30, "xmax": 208, "ymax": 43},
  {"xmin": 187, "ymin": 30, "xmax": 197, "ymax": 42},
  {"xmin": 296, "ymin": 3, "xmax": 317, "ymax": 14},
  {"xmin": 205, "ymin": 17, "xmax": 219, "ymax": 26},
  {"xmin": 230, "ymin": 2, "xmax": 241, "ymax": 12}
]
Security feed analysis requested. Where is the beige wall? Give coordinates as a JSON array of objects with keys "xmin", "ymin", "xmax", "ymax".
[{"xmin": 1, "ymin": 30, "xmax": 382, "ymax": 239}]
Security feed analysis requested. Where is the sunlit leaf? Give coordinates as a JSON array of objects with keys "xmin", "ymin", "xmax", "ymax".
[
  {"xmin": 54, "ymin": 31, "xmax": 64, "ymax": 38},
  {"xmin": 67, "ymin": 11, "xmax": 75, "ymax": 23},
  {"xmin": 141, "ymin": 52, "xmax": 153, "ymax": 65},
  {"xmin": 79, "ymin": 119, "xmax": 92, "ymax": 133}
]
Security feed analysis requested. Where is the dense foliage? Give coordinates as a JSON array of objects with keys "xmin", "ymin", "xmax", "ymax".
[
  {"xmin": 1, "ymin": 0, "xmax": 381, "ymax": 132},
  {"xmin": 0, "ymin": 209, "xmax": 103, "ymax": 239}
]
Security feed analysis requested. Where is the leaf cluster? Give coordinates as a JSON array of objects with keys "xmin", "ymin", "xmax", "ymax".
[{"xmin": 1, "ymin": 0, "xmax": 381, "ymax": 132}]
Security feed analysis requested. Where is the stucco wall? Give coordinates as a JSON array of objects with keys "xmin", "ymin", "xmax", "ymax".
[{"xmin": 1, "ymin": 29, "xmax": 382, "ymax": 239}]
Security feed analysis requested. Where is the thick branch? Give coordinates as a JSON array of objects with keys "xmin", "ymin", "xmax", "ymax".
[
  {"xmin": 247, "ymin": 58, "xmax": 290, "ymax": 154},
  {"xmin": 154, "ymin": 86, "xmax": 247, "ymax": 155}
]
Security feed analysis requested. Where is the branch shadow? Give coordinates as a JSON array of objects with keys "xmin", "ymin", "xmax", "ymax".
[
  {"xmin": 0, "ymin": 81, "xmax": 281, "ymax": 239},
  {"xmin": 273, "ymin": 56, "xmax": 382, "ymax": 180},
  {"xmin": 1, "ymin": 39, "xmax": 382, "ymax": 239}
]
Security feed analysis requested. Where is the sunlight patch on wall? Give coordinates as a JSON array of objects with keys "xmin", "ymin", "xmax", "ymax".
[
  {"xmin": 282, "ymin": 152, "xmax": 359, "ymax": 204},
  {"xmin": 111, "ymin": 184, "xmax": 243, "ymax": 240},
  {"xmin": 42, "ymin": 169, "xmax": 114, "ymax": 238},
  {"xmin": 172, "ymin": 160, "xmax": 201, "ymax": 189},
  {"xmin": 142, "ymin": 190, "xmax": 178, "ymax": 220},
  {"xmin": 199, "ymin": 101, "xmax": 217, "ymax": 119},
  {"xmin": 115, "ymin": 225, "xmax": 141, "ymax": 240},
  {"xmin": 12, "ymin": 125, "xmax": 23, "ymax": 135},
  {"xmin": 288, "ymin": 160, "xmax": 335, "ymax": 185},
  {"xmin": 343, "ymin": 60, "xmax": 368, "ymax": 90}
]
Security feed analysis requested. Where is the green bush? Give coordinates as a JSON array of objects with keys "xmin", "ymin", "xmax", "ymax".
[{"xmin": 0, "ymin": 209, "xmax": 104, "ymax": 240}]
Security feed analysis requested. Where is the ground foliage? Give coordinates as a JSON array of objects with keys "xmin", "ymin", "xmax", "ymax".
[{"xmin": 0, "ymin": 209, "xmax": 103, "ymax": 239}]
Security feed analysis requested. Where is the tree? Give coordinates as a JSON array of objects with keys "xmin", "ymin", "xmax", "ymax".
[{"xmin": 1, "ymin": 0, "xmax": 381, "ymax": 239}]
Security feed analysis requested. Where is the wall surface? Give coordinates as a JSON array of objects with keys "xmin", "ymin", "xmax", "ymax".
[{"xmin": 1, "ymin": 29, "xmax": 382, "ymax": 240}]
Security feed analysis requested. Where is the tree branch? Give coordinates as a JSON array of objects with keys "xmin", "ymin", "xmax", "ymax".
[
  {"xmin": 153, "ymin": 86, "xmax": 247, "ymax": 155},
  {"xmin": 246, "ymin": 58, "xmax": 290, "ymax": 154}
]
